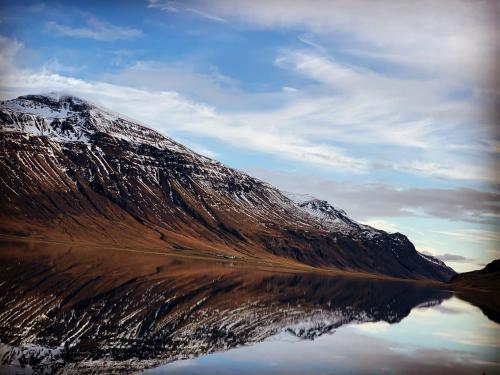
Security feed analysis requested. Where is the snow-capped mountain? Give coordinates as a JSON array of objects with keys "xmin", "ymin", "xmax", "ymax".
[{"xmin": 0, "ymin": 94, "xmax": 454, "ymax": 281}]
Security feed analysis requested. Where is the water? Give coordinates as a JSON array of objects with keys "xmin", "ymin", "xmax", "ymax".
[
  {"xmin": 146, "ymin": 297, "xmax": 499, "ymax": 375},
  {"xmin": 0, "ymin": 240, "xmax": 498, "ymax": 374}
]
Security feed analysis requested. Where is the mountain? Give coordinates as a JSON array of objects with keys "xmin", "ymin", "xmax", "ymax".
[
  {"xmin": 0, "ymin": 93, "xmax": 455, "ymax": 281},
  {"xmin": 448, "ymin": 259, "xmax": 499, "ymax": 322},
  {"xmin": 449, "ymin": 259, "xmax": 500, "ymax": 292}
]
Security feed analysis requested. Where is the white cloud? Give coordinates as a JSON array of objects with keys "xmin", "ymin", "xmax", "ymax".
[
  {"xmin": 160, "ymin": 1, "xmax": 499, "ymax": 177},
  {"xmin": 359, "ymin": 219, "xmax": 398, "ymax": 233},
  {"xmin": 198, "ymin": 0, "xmax": 499, "ymax": 83},
  {"xmin": 185, "ymin": 8, "xmax": 227, "ymax": 23},
  {"xmin": 147, "ymin": 0, "xmax": 178, "ymax": 12},
  {"xmin": 431, "ymin": 229, "xmax": 500, "ymax": 243},
  {"xmin": 245, "ymin": 168, "xmax": 500, "ymax": 224},
  {"xmin": 352, "ymin": 321, "xmax": 390, "ymax": 334},
  {"xmin": 0, "ymin": 27, "xmax": 497, "ymax": 182},
  {"xmin": 46, "ymin": 17, "xmax": 142, "ymax": 41},
  {"xmin": 273, "ymin": 49, "xmax": 490, "ymax": 151},
  {"xmin": 175, "ymin": 138, "xmax": 219, "ymax": 158},
  {"xmin": 391, "ymin": 161, "xmax": 492, "ymax": 182},
  {"xmin": 148, "ymin": 1, "xmax": 227, "ymax": 23},
  {"xmin": 0, "ymin": 36, "xmax": 22, "ymax": 74},
  {"xmin": 0, "ymin": 37, "xmax": 365, "ymax": 172},
  {"xmin": 435, "ymin": 331, "xmax": 500, "ymax": 348},
  {"xmin": 100, "ymin": 60, "xmax": 243, "ymax": 107}
]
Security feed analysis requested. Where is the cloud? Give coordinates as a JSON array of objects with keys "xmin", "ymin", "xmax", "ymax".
[
  {"xmin": 0, "ymin": 36, "xmax": 22, "ymax": 74},
  {"xmin": 272, "ymin": 49, "xmax": 496, "ymax": 162},
  {"xmin": 186, "ymin": 8, "xmax": 227, "ymax": 23},
  {"xmin": 246, "ymin": 168, "xmax": 500, "ymax": 224},
  {"xmin": 99, "ymin": 60, "xmax": 242, "ymax": 107},
  {"xmin": 174, "ymin": 138, "xmax": 219, "ymax": 158},
  {"xmin": 358, "ymin": 219, "xmax": 398, "ymax": 233},
  {"xmin": 419, "ymin": 250, "xmax": 485, "ymax": 274},
  {"xmin": 46, "ymin": 17, "xmax": 142, "ymax": 41},
  {"xmin": 390, "ymin": 161, "xmax": 492, "ymax": 182},
  {"xmin": 0, "ymin": 37, "xmax": 365, "ymax": 173},
  {"xmin": 195, "ymin": 0, "xmax": 499, "ymax": 81},
  {"xmin": 431, "ymin": 229, "xmax": 500, "ymax": 243},
  {"xmin": 0, "ymin": 30, "xmax": 497, "ymax": 182},
  {"xmin": 156, "ymin": 1, "xmax": 499, "ymax": 183},
  {"xmin": 95, "ymin": 51, "xmax": 497, "ymax": 181},
  {"xmin": 147, "ymin": 0, "xmax": 179, "ymax": 12},
  {"xmin": 282, "ymin": 86, "xmax": 298, "ymax": 93},
  {"xmin": 435, "ymin": 331, "xmax": 500, "ymax": 348},
  {"xmin": 148, "ymin": 1, "xmax": 227, "ymax": 23},
  {"xmin": 435, "ymin": 253, "xmax": 475, "ymax": 263}
]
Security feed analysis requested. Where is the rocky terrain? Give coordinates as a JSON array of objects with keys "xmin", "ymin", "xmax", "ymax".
[{"xmin": 0, "ymin": 93, "xmax": 455, "ymax": 281}]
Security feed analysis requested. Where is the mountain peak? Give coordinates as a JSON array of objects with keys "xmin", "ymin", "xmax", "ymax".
[
  {"xmin": 20, "ymin": 91, "xmax": 87, "ymax": 102},
  {"xmin": 0, "ymin": 93, "xmax": 456, "ymax": 281},
  {"xmin": 0, "ymin": 93, "xmax": 191, "ymax": 153},
  {"xmin": 13, "ymin": 93, "xmax": 91, "ymax": 112},
  {"xmin": 1, "ymin": 93, "xmax": 94, "ymax": 124}
]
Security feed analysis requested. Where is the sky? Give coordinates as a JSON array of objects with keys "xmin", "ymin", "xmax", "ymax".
[{"xmin": 0, "ymin": 0, "xmax": 499, "ymax": 272}]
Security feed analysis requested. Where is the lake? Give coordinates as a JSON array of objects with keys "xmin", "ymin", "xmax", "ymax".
[
  {"xmin": 0, "ymin": 240, "xmax": 498, "ymax": 374},
  {"xmin": 145, "ymin": 297, "xmax": 499, "ymax": 375}
]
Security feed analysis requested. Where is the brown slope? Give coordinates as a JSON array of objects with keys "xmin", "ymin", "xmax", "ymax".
[{"xmin": 448, "ymin": 260, "xmax": 500, "ymax": 323}]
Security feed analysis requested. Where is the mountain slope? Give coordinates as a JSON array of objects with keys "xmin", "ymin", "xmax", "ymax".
[
  {"xmin": 449, "ymin": 259, "xmax": 500, "ymax": 292},
  {"xmin": 448, "ymin": 259, "xmax": 500, "ymax": 322},
  {"xmin": 0, "ymin": 93, "xmax": 455, "ymax": 281}
]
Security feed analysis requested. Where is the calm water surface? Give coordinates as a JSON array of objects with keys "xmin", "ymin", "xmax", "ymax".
[
  {"xmin": 145, "ymin": 296, "xmax": 500, "ymax": 375},
  {"xmin": 0, "ymin": 240, "xmax": 498, "ymax": 374}
]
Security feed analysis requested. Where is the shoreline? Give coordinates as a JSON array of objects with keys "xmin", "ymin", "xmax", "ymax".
[{"xmin": 0, "ymin": 233, "xmax": 444, "ymax": 286}]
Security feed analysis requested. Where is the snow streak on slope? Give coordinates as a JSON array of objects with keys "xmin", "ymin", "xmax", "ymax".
[{"xmin": 0, "ymin": 94, "xmax": 455, "ymax": 281}]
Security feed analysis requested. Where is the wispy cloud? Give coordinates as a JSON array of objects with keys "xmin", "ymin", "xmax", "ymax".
[
  {"xmin": 245, "ymin": 168, "xmax": 500, "ymax": 224},
  {"xmin": 175, "ymin": 138, "xmax": 219, "ymax": 158},
  {"xmin": 198, "ymin": 0, "xmax": 499, "ymax": 83},
  {"xmin": 147, "ymin": 0, "xmax": 178, "ymax": 12},
  {"xmin": 46, "ymin": 17, "xmax": 142, "ymax": 41},
  {"xmin": 359, "ymin": 219, "xmax": 398, "ymax": 233},
  {"xmin": 390, "ymin": 161, "xmax": 493, "ymax": 182},
  {"xmin": 151, "ymin": 0, "xmax": 498, "ymax": 183},
  {"xmin": 0, "ymin": 34, "xmax": 497, "ymax": 182},
  {"xmin": 273, "ymin": 49, "xmax": 490, "ymax": 150},
  {"xmin": 186, "ymin": 8, "xmax": 227, "ymax": 23},
  {"xmin": 431, "ymin": 229, "xmax": 500, "ymax": 243},
  {"xmin": 420, "ymin": 251, "xmax": 476, "ymax": 264},
  {"xmin": 148, "ymin": 1, "xmax": 227, "ymax": 23},
  {"xmin": 435, "ymin": 330, "xmax": 500, "ymax": 348},
  {"xmin": 0, "ymin": 37, "xmax": 363, "ymax": 172}
]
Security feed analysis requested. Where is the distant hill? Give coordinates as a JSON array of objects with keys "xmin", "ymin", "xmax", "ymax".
[
  {"xmin": 449, "ymin": 259, "xmax": 500, "ymax": 292},
  {"xmin": 448, "ymin": 259, "xmax": 500, "ymax": 323}
]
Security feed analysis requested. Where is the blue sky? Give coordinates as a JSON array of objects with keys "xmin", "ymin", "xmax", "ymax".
[{"xmin": 0, "ymin": 0, "xmax": 499, "ymax": 271}]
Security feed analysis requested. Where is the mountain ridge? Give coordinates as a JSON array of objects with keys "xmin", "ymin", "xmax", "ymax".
[
  {"xmin": 448, "ymin": 259, "xmax": 500, "ymax": 323},
  {"xmin": 0, "ymin": 93, "xmax": 455, "ymax": 281}
]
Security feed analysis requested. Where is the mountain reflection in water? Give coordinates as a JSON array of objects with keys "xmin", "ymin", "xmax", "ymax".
[{"xmin": 0, "ymin": 240, "xmax": 497, "ymax": 374}]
